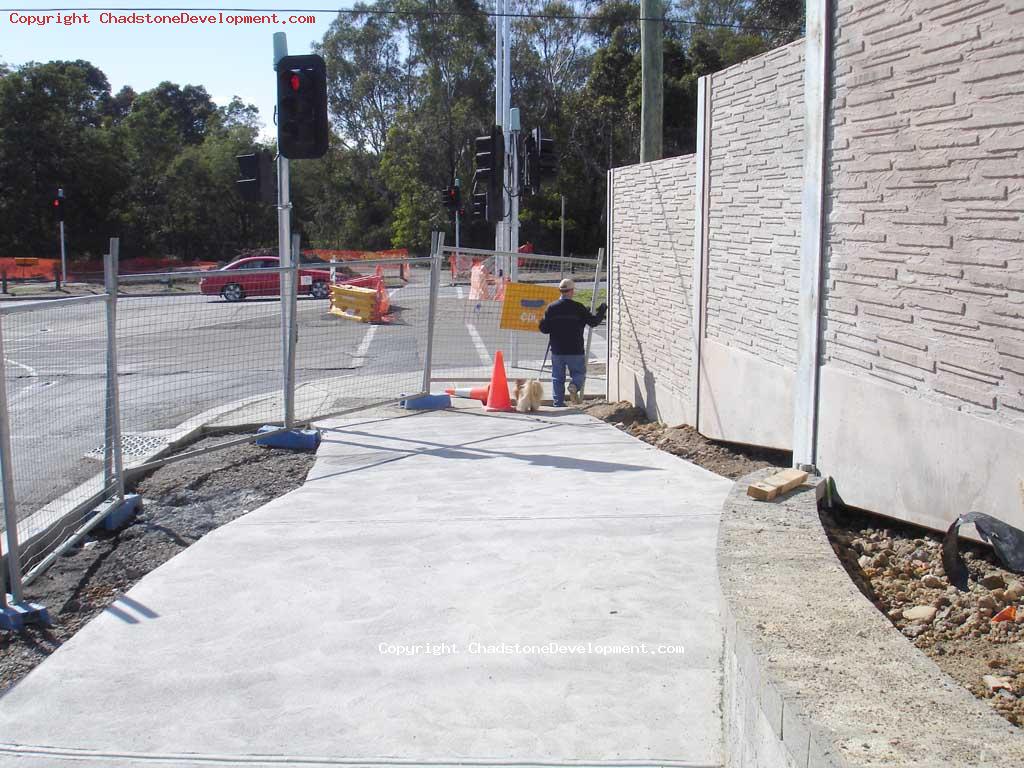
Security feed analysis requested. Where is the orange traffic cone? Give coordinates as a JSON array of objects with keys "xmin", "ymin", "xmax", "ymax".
[
  {"xmin": 445, "ymin": 385, "xmax": 489, "ymax": 404},
  {"xmin": 373, "ymin": 277, "xmax": 390, "ymax": 321},
  {"xmin": 484, "ymin": 350, "xmax": 514, "ymax": 412}
]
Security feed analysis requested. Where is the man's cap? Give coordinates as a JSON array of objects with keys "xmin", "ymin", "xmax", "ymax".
[{"xmin": 559, "ymin": 278, "xmax": 575, "ymax": 292}]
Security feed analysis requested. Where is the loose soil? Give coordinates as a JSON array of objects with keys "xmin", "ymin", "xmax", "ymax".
[
  {"xmin": 585, "ymin": 400, "xmax": 1024, "ymax": 730},
  {"xmin": 0, "ymin": 434, "xmax": 316, "ymax": 696},
  {"xmin": 583, "ymin": 400, "xmax": 791, "ymax": 479}
]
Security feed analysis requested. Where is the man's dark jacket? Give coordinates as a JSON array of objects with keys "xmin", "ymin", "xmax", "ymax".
[{"xmin": 539, "ymin": 297, "xmax": 606, "ymax": 355}]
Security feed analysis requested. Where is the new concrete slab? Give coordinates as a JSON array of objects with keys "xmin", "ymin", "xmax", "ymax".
[{"xmin": 0, "ymin": 407, "xmax": 731, "ymax": 768}]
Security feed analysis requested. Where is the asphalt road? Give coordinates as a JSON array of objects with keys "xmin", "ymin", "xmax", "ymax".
[{"xmin": 0, "ymin": 273, "xmax": 607, "ymax": 531}]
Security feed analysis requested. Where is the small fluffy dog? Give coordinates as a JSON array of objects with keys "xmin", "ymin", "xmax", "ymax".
[{"xmin": 513, "ymin": 379, "xmax": 544, "ymax": 412}]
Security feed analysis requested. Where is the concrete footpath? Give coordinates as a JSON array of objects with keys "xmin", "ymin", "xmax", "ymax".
[{"xmin": 0, "ymin": 405, "xmax": 732, "ymax": 767}]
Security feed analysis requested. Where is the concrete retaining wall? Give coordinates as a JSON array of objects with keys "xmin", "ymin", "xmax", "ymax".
[{"xmin": 719, "ymin": 470, "xmax": 1022, "ymax": 767}]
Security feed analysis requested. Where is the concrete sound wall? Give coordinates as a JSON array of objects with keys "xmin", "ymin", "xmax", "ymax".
[
  {"xmin": 607, "ymin": 155, "xmax": 698, "ymax": 428},
  {"xmin": 606, "ymin": 0, "xmax": 1024, "ymax": 532},
  {"xmin": 699, "ymin": 40, "xmax": 805, "ymax": 449},
  {"xmin": 817, "ymin": 0, "xmax": 1024, "ymax": 531}
]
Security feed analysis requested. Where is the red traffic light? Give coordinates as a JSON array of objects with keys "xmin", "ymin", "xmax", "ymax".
[{"xmin": 276, "ymin": 54, "xmax": 328, "ymax": 159}]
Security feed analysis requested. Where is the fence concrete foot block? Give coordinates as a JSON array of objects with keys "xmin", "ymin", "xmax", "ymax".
[
  {"xmin": 99, "ymin": 493, "xmax": 142, "ymax": 532},
  {"xmin": 1, "ymin": 598, "xmax": 50, "ymax": 630},
  {"xmin": 400, "ymin": 393, "xmax": 451, "ymax": 410},
  {"xmin": 255, "ymin": 426, "xmax": 322, "ymax": 451}
]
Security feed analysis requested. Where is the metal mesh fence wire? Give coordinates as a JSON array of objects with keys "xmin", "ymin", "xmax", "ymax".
[
  {"xmin": 431, "ymin": 247, "xmax": 607, "ymax": 397},
  {"xmin": 0, "ymin": 296, "xmax": 114, "ymax": 575},
  {"xmin": 115, "ymin": 265, "xmax": 290, "ymax": 467},
  {"xmin": 293, "ymin": 256, "xmax": 433, "ymax": 422}
]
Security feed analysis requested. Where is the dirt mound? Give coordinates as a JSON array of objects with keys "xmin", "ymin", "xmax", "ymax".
[{"xmin": 584, "ymin": 400, "xmax": 790, "ymax": 479}]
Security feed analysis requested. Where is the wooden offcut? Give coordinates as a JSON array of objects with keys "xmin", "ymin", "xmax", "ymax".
[{"xmin": 746, "ymin": 469, "xmax": 809, "ymax": 501}]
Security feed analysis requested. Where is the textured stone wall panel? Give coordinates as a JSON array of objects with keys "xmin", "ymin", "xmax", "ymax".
[
  {"xmin": 824, "ymin": 0, "xmax": 1024, "ymax": 424},
  {"xmin": 611, "ymin": 156, "xmax": 696, "ymax": 405},
  {"xmin": 705, "ymin": 40, "xmax": 806, "ymax": 369}
]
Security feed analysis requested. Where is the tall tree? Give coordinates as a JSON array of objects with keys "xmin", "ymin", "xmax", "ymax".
[{"xmin": 0, "ymin": 60, "xmax": 125, "ymax": 258}]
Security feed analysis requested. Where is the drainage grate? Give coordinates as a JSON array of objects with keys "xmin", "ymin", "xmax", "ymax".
[{"xmin": 86, "ymin": 433, "xmax": 168, "ymax": 460}]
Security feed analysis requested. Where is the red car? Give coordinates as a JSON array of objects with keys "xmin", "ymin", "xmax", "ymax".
[{"xmin": 199, "ymin": 257, "xmax": 333, "ymax": 302}]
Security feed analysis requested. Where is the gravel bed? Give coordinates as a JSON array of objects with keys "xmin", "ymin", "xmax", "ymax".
[{"xmin": 823, "ymin": 507, "xmax": 1024, "ymax": 728}]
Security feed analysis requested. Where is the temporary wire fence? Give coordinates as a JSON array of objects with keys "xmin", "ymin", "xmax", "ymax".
[
  {"xmin": 116, "ymin": 262, "xmax": 289, "ymax": 445},
  {"xmin": 1, "ymin": 237, "xmax": 448, "ymax": 611},
  {"xmin": 293, "ymin": 255, "xmax": 435, "ymax": 423},
  {"xmin": 0, "ymin": 295, "xmax": 113, "ymax": 579},
  {"xmin": 2, "ymin": 232, "xmax": 608, "ymax": 613},
  {"xmin": 431, "ymin": 245, "xmax": 607, "ymax": 400}
]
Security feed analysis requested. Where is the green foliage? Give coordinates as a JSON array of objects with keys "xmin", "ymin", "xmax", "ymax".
[{"xmin": 0, "ymin": 0, "xmax": 803, "ymax": 261}]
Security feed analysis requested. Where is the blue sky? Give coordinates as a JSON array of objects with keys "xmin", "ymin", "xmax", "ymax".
[{"xmin": 1, "ymin": 2, "xmax": 339, "ymax": 138}]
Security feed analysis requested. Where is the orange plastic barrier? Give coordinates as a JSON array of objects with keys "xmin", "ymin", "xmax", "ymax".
[
  {"xmin": 304, "ymin": 248, "xmax": 410, "ymax": 281},
  {"xmin": 0, "ymin": 258, "xmax": 59, "ymax": 279},
  {"xmin": 332, "ymin": 266, "xmax": 391, "ymax": 322}
]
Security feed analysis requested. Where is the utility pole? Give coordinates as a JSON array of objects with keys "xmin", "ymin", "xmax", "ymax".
[{"xmin": 640, "ymin": 0, "xmax": 664, "ymax": 163}]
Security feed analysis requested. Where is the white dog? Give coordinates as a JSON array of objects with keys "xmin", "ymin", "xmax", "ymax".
[{"xmin": 513, "ymin": 379, "xmax": 544, "ymax": 412}]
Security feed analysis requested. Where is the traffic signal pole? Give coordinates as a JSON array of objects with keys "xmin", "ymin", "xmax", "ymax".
[
  {"xmin": 58, "ymin": 220, "xmax": 66, "ymax": 286},
  {"xmin": 509, "ymin": 109, "xmax": 520, "ymax": 267},
  {"xmin": 455, "ymin": 205, "xmax": 461, "ymax": 259},
  {"xmin": 54, "ymin": 187, "xmax": 67, "ymax": 285},
  {"xmin": 274, "ymin": 32, "xmax": 296, "ymax": 428}
]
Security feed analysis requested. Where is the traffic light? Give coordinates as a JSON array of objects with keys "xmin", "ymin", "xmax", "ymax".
[
  {"xmin": 523, "ymin": 127, "xmax": 557, "ymax": 195},
  {"xmin": 276, "ymin": 54, "xmax": 328, "ymax": 160},
  {"xmin": 52, "ymin": 188, "xmax": 65, "ymax": 221},
  {"xmin": 236, "ymin": 151, "xmax": 275, "ymax": 204},
  {"xmin": 439, "ymin": 185, "xmax": 460, "ymax": 215},
  {"xmin": 471, "ymin": 191, "xmax": 487, "ymax": 220},
  {"xmin": 473, "ymin": 125, "xmax": 504, "ymax": 224}
]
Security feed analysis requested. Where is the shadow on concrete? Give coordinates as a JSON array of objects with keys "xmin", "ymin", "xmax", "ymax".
[{"xmin": 312, "ymin": 418, "xmax": 661, "ymax": 482}]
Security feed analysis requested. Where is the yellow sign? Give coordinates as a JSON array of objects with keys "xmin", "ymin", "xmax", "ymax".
[{"xmin": 499, "ymin": 282, "xmax": 563, "ymax": 332}]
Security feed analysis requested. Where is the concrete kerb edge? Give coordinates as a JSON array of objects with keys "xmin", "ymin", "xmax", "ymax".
[
  {"xmin": 717, "ymin": 469, "xmax": 854, "ymax": 768},
  {"xmin": 717, "ymin": 468, "xmax": 1022, "ymax": 768},
  {"xmin": 7, "ymin": 391, "xmax": 303, "ymax": 583}
]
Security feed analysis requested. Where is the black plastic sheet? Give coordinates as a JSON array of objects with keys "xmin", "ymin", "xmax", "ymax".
[{"xmin": 942, "ymin": 511, "xmax": 1024, "ymax": 591}]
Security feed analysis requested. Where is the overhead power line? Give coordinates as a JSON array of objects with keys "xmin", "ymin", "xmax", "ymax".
[{"xmin": 2, "ymin": 6, "xmax": 804, "ymax": 34}]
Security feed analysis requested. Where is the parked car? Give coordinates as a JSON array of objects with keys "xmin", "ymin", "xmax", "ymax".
[{"xmin": 199, "ymin": 257, "xmax": 333, "ymax": 302}]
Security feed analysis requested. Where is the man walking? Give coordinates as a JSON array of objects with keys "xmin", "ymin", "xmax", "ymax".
[{"xmin": 539, "ymin": 278, "xmax": 607, "ymax": 407}]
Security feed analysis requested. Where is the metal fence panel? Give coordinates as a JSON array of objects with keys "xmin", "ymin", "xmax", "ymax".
[
  {"xmin": 292, "ymin": 256, "xmax": 434, "ymax": 422},
  {"xmin": 115, "ymin": 266, "xmax": 288, "ymax": 459},
  {"xmin": 0, "ymin": 298, "xmax": 113, "ymax": 576}
]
